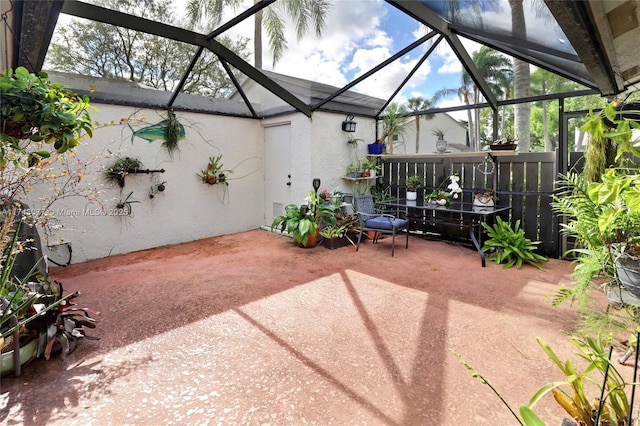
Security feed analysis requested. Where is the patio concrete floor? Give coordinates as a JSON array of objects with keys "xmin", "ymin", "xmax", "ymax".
[{"xmin": 0, "ymin": 229, "xmax": 619, "ymax": 425}]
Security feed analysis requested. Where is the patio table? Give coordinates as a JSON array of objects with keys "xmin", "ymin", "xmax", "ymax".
[{"xmin": 376, "ymin": 199, "xmax": 511, "ymax": 267}]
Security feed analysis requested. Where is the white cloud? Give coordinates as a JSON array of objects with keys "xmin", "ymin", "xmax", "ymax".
[{"xmin": 217, "ymin": 0, "xmax": 445, "ymax": 100}]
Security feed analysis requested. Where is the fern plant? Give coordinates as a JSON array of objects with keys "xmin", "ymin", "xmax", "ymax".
[{"xmin": 481, "ymin": 217, "xmax": 548, "ymax": 269}]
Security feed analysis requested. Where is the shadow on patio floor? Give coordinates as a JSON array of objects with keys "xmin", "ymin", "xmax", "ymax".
[{"xmin": 1, "ymin": 229, "xmax": 598, "ymax": 425}]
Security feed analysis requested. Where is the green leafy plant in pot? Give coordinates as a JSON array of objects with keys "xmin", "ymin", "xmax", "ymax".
[
  {"xmin": 1, "ymin": 209, "xmax": 98, "ymax": 376},
  {"xmin": 376, "ymin": 102, "xmax": 411, "ymax": 155},
  {"xmin": 271, "ymin": 190, "xmax": 337, "ymax": 247},
  {"xmin": 552, "ymin": 100, "xmax": 640, "ymax": 307},
  {"xmin": 587, "ymin": 167, "xmax": 640, "ymax": 298},
  {"xmin": 405, "ymin": 175, "xmax": 423, "ymax": 201}
]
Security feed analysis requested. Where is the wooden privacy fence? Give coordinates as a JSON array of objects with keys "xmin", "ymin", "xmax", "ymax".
[{"xmin": 379, "ymin": 152, "xmax": 559, "ymax": 257}]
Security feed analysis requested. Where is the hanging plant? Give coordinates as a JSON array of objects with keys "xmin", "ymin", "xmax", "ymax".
[
  {"xmin": 198, "ymin": 155, "xmax": 232, "ymax": 186},
  {"xmin": 163, "ymin": 109, "xmax": 182, "ymax": 157},
  {"xmin": 115, "ymin": 191, "xmax": 140, "ymax": 217},
  {"xmin": 127, "ymin": 109, "xmax": 185, "ymax": 157},
  {"xmin": 104, "ymin": 157, "xmax": 143, "ymax": 187}
]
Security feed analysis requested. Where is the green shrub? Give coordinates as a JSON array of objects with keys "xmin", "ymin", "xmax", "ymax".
[{"xmin": 481, "ymin": 217, "xmax": 548, "ymax": 269}]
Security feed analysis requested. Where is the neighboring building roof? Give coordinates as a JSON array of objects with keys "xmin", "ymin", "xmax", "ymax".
[
  {"xmin": 232, "ymin": 70, "xmax": 387, "ymax": 118},
  {"xmin": 47, "ymin": 71, "xmax": 253, "ymax": 117}
]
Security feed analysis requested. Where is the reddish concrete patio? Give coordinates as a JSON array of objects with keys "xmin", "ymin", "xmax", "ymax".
[{"xmin": 0, "ymin": 229, "xmax": 616, "ymax": 425}]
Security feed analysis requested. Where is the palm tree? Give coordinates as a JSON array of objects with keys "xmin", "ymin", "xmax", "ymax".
[
  {"xmin": 509, "ymin": 0, "xmax": 531, "ymax": 152},
  {"xmin": 405, "ymin": 97, "xmax": 432, "ymax": 154},
  {"xmin": 531, "ymin": 68, "xmax": 580, "ymax": 151},
  {"xmin": 434, "ymin": 47, "xmax": 512, "ymax": 151},
  {"xmin": 186, "ymin": 0, "xmax": 330, "ymax": 69},
  {"xmin": 471, "ymin": 46, "xmax": 512, "ymax": 150},
  {"xmin": 378, "ymin": 102, "xmax": 411, "ymax": 155}
]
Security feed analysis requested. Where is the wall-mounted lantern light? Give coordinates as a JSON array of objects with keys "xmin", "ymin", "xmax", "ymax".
[{"xmin": 341, "ymin": 114, "xmax": 357, "ymax": 132}]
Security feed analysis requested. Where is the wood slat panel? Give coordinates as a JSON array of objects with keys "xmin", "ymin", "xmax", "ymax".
[{"xmin": 380, "ymin": 152, "xmax": 559, "ymax": 256}]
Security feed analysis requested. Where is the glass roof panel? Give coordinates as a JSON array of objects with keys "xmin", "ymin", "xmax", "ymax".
[
  {"xmin": 44, "ymin": 15, "xmax": 200, "ymax": 90},
  {"xmin": 41, "ymin": 0, "xmax": 600, "ymax": 119},
  {"xmin": 75, "ymin": 0, "xmax": 188, "ymax": 28},
  {"xmin": 421, "ymin": 0, "xmax": 575, "ymax": 55},
  {"xmin": 418, "ymin": 0, "xmax": 591, "ymax": 89}
]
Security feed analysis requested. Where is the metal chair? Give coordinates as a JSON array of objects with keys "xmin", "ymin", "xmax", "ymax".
[{"xmin": 354, "ymin": 195, "xmax": 409, "ymax": 256}]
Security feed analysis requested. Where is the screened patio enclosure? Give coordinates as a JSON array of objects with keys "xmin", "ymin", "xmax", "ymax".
[
  {"xmin": 2, "ymin": 0, "xmax": 640, "ymax": 261},
  {"xmin": 2, "ymin": 0, "xmax": 639, "ymax": 124}
]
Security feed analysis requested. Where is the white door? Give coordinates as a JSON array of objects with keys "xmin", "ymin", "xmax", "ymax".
[{"xmin": 264, "ymin": 123, "xmax": 292, "ymax": 227}]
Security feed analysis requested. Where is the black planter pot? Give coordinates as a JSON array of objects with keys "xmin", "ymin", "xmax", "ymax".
[
  {"xmin": 616, "ymin": 254, "xmax": 640, "ymax": 297},
  {"xmin": 322, "ymin": 236, "xmax": 350, "ymax": 250}
]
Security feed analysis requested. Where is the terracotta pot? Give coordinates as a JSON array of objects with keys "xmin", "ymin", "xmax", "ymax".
[
  {"xmin": 366, "ymin": 230, "xmax": 385, "ymax": 240},
  {"xmin": 298, "ymin": 227, "xmax": 320, "ymax": 248},
  {"xmin": 205, "ymin": 164, "xmax": 218, "ymax": 184}
]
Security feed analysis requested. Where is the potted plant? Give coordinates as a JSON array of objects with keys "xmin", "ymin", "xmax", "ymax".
[
  {"xmin": 1, "ymin": 210, "xmax": 98, "ymax": 377},
  {"xmin": 346, "ymin": 161, "xmax": 361, "ymax": 178},
  {"xmin": 405, "ymin": 175, "xmax": 423, "ymax": 201},
  {"xmin": 373, "ymin": 102, "xmax": 411, "ymax": 155},
  {"xmin": 473, "ymin": 189, "xmax": 496, "ymax": 208},
  {"xmin": 490, "ymin": 127, "xmax": 518, "ymax": 150},
  {"xmin": 426, "ymin": 190, "xmax": 450, "ymax": 206},
  {"xmin": 320, "ymin": 212, "xmax": 359, "ymax": 249},
  {"xmin": 432, "ymin": 128, "xmax": 448, "ymax": 153},
  {"xmin": 0, "ymin": 67, "xmax": 99, "ymax": 378},
  {"xmin": 586, "ymin": 167, "xmax": 640, "ymax": 297},
  {"xmin": 271, "ymin": 190, "xmax": 337, "ymax": 248},
  {"xmin": 552, "ymin": 101, "xmax": 640, "ymax": 307},
  {"xmin": 425, "ymin": 175, "xmax": 461, "ymax": 205},
  {"xmin": 360, "ymin": 157, "xmax": 381, "ymax": 178}
]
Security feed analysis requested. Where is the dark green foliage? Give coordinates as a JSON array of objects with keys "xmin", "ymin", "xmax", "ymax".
[
  {"xmin": 163, "ymin": 109, "xmax": 182, "ymax": 156},
  {"xmin": 104, "ymin": 157, "xmax": 143, "ymax": 187},
  {"xmin": 0, "ymin": 67, "xmax": 94, "ymax": 157},
  {"xmin": 481, "ymin": 217, "xmax": 548, "ymax": 269}
]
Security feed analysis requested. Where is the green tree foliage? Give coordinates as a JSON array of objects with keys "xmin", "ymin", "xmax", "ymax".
[
  {"xmin": 529, "ymin": 69, "xmax": 583, "ymax": 151},
  {"xmin": 45, "ymin": 0, "xmax": 250, "ymax": 97},
  {"xmin": 187, "ymin": 0, "xmax": 330, "ymax": 68}
]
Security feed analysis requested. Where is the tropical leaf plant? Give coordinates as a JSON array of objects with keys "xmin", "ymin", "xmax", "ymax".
[
  {"xmin": 481, "ymin": 216, "xmax": 548, "ymax": 269},
  {"xmin": 452, "ymin": 333, "xmax": 632, "ymax": 426},
  {"xmin": 0, "ymin": 66, "xmax": 94, "ymax": 156}
]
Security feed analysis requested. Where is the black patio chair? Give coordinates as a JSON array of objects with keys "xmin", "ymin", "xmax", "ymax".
[{"xmin": 354, "ymin": 195, "xmax": 409, "ymax": 256}]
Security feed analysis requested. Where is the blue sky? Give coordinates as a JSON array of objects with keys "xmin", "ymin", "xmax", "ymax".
[
  {"xmin": 234, "ymin": 0, "xmax": 477, "ymax": 114},
  {"xmin": 57, "ymin": 0, "xmax": 482, "ymax": 117}
]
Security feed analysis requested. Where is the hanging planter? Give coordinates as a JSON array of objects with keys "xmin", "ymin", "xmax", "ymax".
[
  {"xmin": 104, "ymin": 157, "xmax": 143, "ymax": 187},
  {"xmin": 198, "ymin": 155, "xmax": 232, "ymax": 186}
]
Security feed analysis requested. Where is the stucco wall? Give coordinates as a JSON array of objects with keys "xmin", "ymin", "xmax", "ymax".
[
  {"xmin": 26, "ymin": 103, "xmax": 386, "ymax": 265},
  {"xmin": 385, "ymin": 113, "xmax": 468, "ymax": 154},
  {"xmin": 28, "ymin": 104, "xmax": 264, "ymax": 263},
  {"xmin": 310, "ymin": 112, "xmax": 378, "ymax": 196},
  {"xmin": 261, "ymin": 111, "xmax": 377, "ymax": 207}
]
